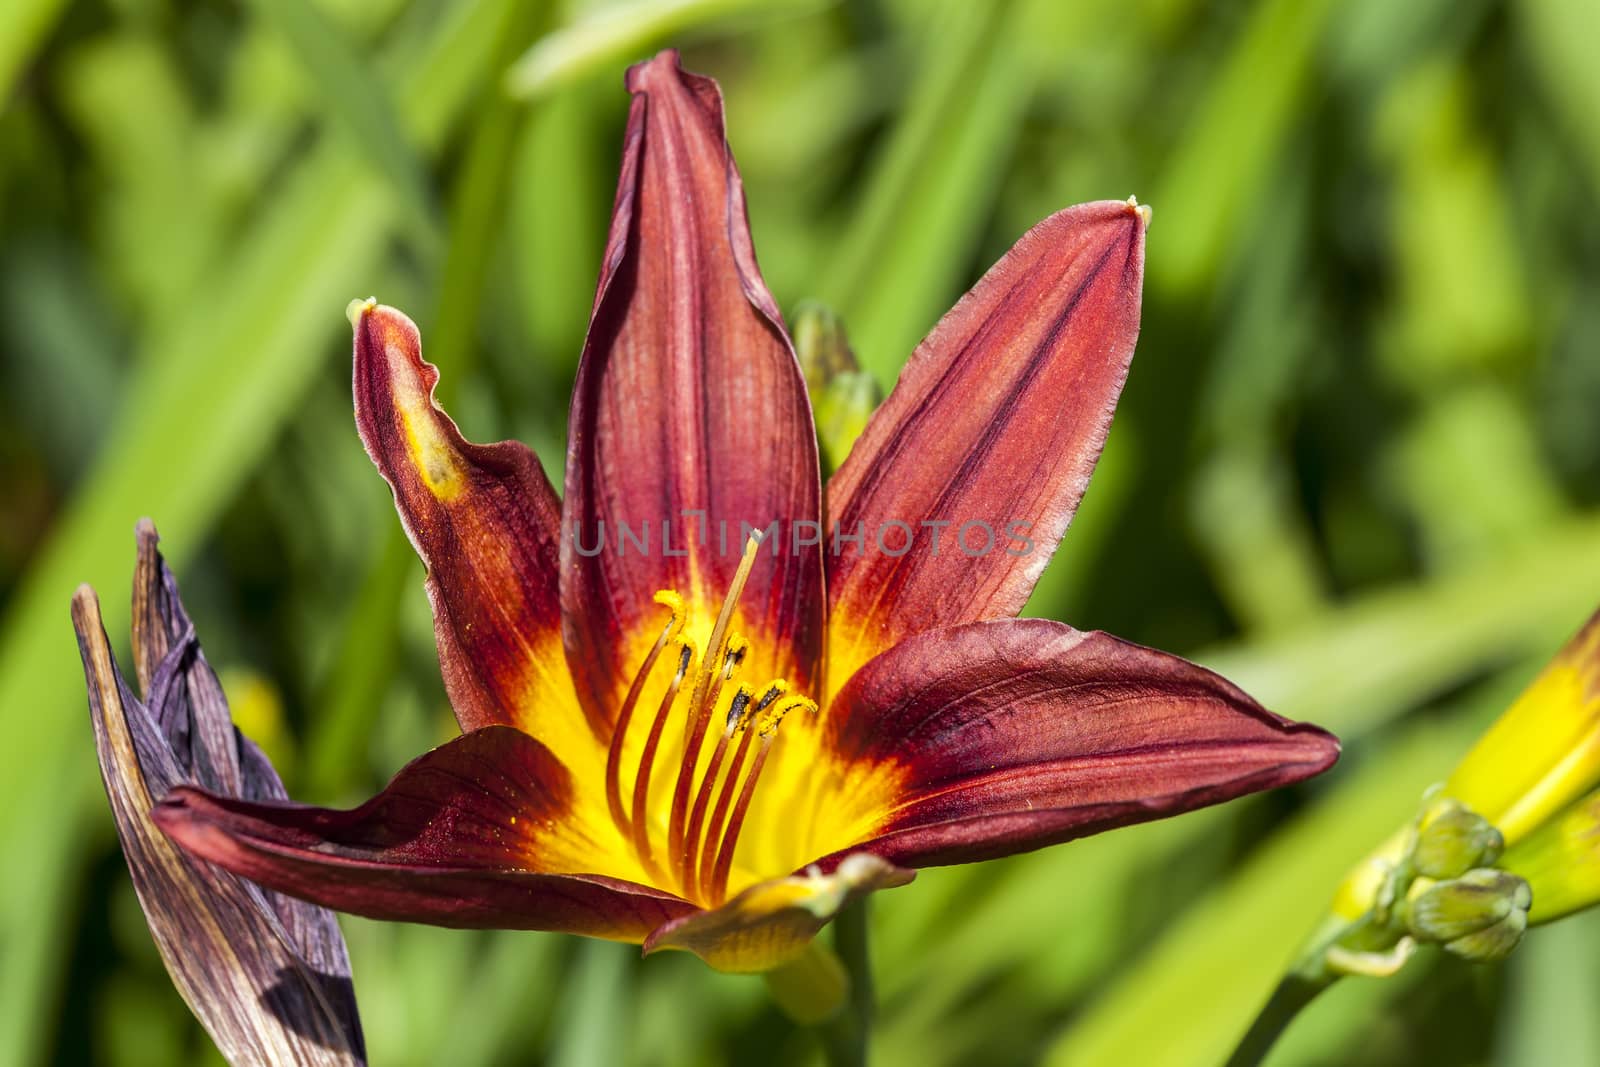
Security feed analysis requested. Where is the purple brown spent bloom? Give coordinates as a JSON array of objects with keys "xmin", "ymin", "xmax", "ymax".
[{"xmin": 73, "ymin": 521, "xmax": 363, "ymax": 1065}]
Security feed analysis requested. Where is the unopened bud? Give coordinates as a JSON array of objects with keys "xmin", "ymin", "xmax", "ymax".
[
  {"xmin": 1441, "ymin": 907, "xmax": 1528, "ymax": 963},
  {"xmin": 793, "ymin": 301, "xmax": 858, "ymax": 391},
  {"xmin": 792, "ymin": 301, "xmax": 881, "ymax": 473},
  {"xmin": 1406, "ymin": 869, "xmax": 1531, "ymax": 949},
  {"xmin": 1414, "ymin": 804, "xmax": 1505, "ymax": 880}
]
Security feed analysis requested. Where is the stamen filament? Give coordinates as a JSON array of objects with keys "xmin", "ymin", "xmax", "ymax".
[
  {"xmin": 668, "ymin": 637, "xmax": 744, "ymax": 890},
  {"xmin": 601, "ymin": 534, "xmax": 823, "ymax": 904},
  {"xmin": 681, "ymin": 680, "xmax": 787, "ymax": 901},
  {"xmin": 604, "ymin": 592, "xmax": 684, "ymax": 830},
  {"xmin": 629, "ymin": 641, "xmax": 694, "ymax": 880},
  {"xmin": 707, "ymin": 735, "xmax": 774, "ymax": 905},
  {"xmin": 697, "ymin": 722, "xmax": 756, "ymax": 894},
  {"xmin": 680, "ymin": 685, "xmax": 753, "ymax": 901},
  {"xmin": 668, "ymin": 534, "xmax": 763, "ymax": 872},
  {"xmin": 708, "ymin": 696, "xmax": 817, "ymax": 904}
]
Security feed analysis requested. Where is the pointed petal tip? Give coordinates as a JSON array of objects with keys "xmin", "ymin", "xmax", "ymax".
[
  {"xmin": 345, "ymin": 296, "xmax": 377, "ymax": 330},
  {"xmin": 1125, "ymin": 195, "xmax": 1152, "ymax": 228},
  {"xmin": 1273, "ymin": 722, "xmax": 1342, "ymax": 782},
  {"xmin": 149, "ymin": 787, "xmax": 214, "ymax": 840},
  {"xmin": 625, "ymin": 48, "xmax": 684, "ymax": 91},
  {"xmin": 148, "ymin": 789, "xmax": 241, "ymax": 870},
  {"xmin": 71, "ymin": 582, "xmax": 99, "ymax": 619},
  {"xmin": 350, "ymin": 301, "xmax": 426, "ymax": 372}
]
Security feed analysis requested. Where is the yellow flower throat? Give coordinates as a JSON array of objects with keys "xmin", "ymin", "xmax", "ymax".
[{"xmin": 602, "ymin": 536, "xmax": 817, "ymax": 907}]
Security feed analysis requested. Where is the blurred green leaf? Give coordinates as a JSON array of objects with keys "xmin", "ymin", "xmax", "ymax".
[
  {"xmin": 243, "ymin": 0, "xmax": 442, "ymax": 255},
  {"xmin": 1201, "ymin": 516, "xmax": 1600, "ymax": 738},
  {"xmin": 815, "ymin": 0, "xmax": 1034, "ymax": 383},
  {"xmin": 1149, "ymin": 0, "xmax": 1339, "ymax": 295},
  {"xmin": 1519, "ymin": 0, "xmax": 1600, "ymax": 199},
  {"xmin": 1493, "ymin": 911, "xmax": 1600, "ymax": 1067},
  {"xmin": 506, "ymin": 0, "xmax": 836, "ymax": 100},
  {"xmin": 0, "ymin": 0, "xmax": 66, "ymax": 104},
  {"xmin": 552, "ymin": 942, "xmax": 634, "ymax": 1067}
]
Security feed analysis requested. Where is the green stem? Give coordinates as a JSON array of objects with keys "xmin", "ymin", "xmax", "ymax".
[
  {"xmin": 821, "ymin": 899, "xmax": 873, "ymax": 1067},
  {"xmin": 1223, "ymin": 972, "xmax": 1335, "ymax": 1067}
]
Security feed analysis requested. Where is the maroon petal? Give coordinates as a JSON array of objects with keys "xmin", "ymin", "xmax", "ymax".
[
  {"xmin": 820, "ymin": 619, "xmax": 1338, "ymax": 868},
  {"xmin": 154, "ymin": 727, "xmax": 693, "ymax": 941},
  {"xmin": 561, "ymin": 50, "xmax": 823, "ymax": 724},
  {"xmin": 825, "ymin": 200, "xmax": 1147, "ymax": 691},
  {"xmin": 351, "ymin": 301, "xmax": 590, "ymax": 748}
]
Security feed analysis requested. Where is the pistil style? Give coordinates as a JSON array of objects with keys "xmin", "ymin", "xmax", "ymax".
[{"xmin": 605, "ymin": 592, "xmax": 686, "ymax": 830}]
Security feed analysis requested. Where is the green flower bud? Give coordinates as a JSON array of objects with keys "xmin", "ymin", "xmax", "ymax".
[
  {"xmin": 793, "ymin": 301, "xmax": 859, "ymax": 392},
  {"xmin": 792, "ymin": 301, "xmax": 881, "ymax": 473},
  {"xmin": 1442, "ymin": 907, "xmax": 1528, "ymax": 963},
  {"xmin": 1413, "ymin": 804, "xmax": 1505, "ymax": 880},
  {"xmin": 1406, "ymin": 869, "xmax": 1531, "ymax": 946}
]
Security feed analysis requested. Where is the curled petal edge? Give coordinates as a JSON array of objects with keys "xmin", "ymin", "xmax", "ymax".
[{"xmin": 642, "ymin": 853, "xmax": 913, "ymax": 973}]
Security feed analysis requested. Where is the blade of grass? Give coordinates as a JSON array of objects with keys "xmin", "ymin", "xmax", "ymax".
[
  {"xmin": 505, "ymin": 0, "xmax": 835, "ymax": 100},
  {"xmin": 813, "ymin": 0, "xmax": 1031, "ymax": 384},
  {"xmin": 1198, "ymin": 514, "xmax": 1600, "ymax": 738},
  {"xmin": 0, "ymin": 0, "xmax": 66, "ymax": 104},
  {"xmin": 1492, "ymin": 910, "xmax": 1600, "ymax": 1067},
  {"xmin": 550, "ymin": 942, "xmax": 634, "ymax": 1067},
  {"xmin": 1519, "ymin": 0, "xmax": 1600, "ymax": 200},
  {"xmin": 243, "ymin": 0, "xmax": 442, "ymax": 256},
  {"xmin": 1149, "ymin": 0, "xmax": 1339, "ymax": 296}
]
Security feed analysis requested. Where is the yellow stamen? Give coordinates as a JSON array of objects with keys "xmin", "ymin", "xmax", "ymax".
[
  {"xmin": 628, "ymin": 640, "xmax": 695, "ymax": 881},
  {"xmin": 599, "ymin": 532, "xmax": 822, "ymax": 905},
  {"xmin": 605, "ymin": 592, "xmax": 686, "ymax": 830},
  {"xmin": 682, "ymin": 679, "xmax": 787, "ymax": 901},
  {"xmin": 707, "ymin": 697, "xmax": 816, "ymax": 903},
  {"xmin": 668, "ymin": 536, "xmax": 764, "ymax": 876}
]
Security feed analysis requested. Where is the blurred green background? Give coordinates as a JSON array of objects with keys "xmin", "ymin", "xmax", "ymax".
[{"xmin": 5, "ymin": 0, "xmax": 1600, "ymax": 1063}]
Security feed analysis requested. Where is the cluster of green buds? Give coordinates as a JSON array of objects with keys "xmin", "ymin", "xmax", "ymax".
[
  {"xmin": 1319, "ymin": 796, "xmax": 1528, "ymax": 978},
  {"xmin": 1303, "ymin": 608, "xmax": 1600, "ymax": 988},
  {"xmin": 1231, "ymin": 606, "xmax": 1600, "ymax": 1067}
]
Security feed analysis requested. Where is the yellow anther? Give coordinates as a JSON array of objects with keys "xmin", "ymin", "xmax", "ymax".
[
  {"xmin": 652, "ymin": 589, "xmax": 688, "ymax": 640},
  {"xmin": 721, "ymin": 634, "xmax": 750, "ymax": 678},
  {"xmin": 672, "ymin": 637, "xmax": 696, "ymax": 680},
  {"xmin": 760, "ymin": 697, "xmax": 818, "ymax": 738}
]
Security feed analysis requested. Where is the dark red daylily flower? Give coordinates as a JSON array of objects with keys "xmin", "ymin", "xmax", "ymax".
[{"xmin": 153, "ymin": 50, "xmax": 1338, "ymax": 974}]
